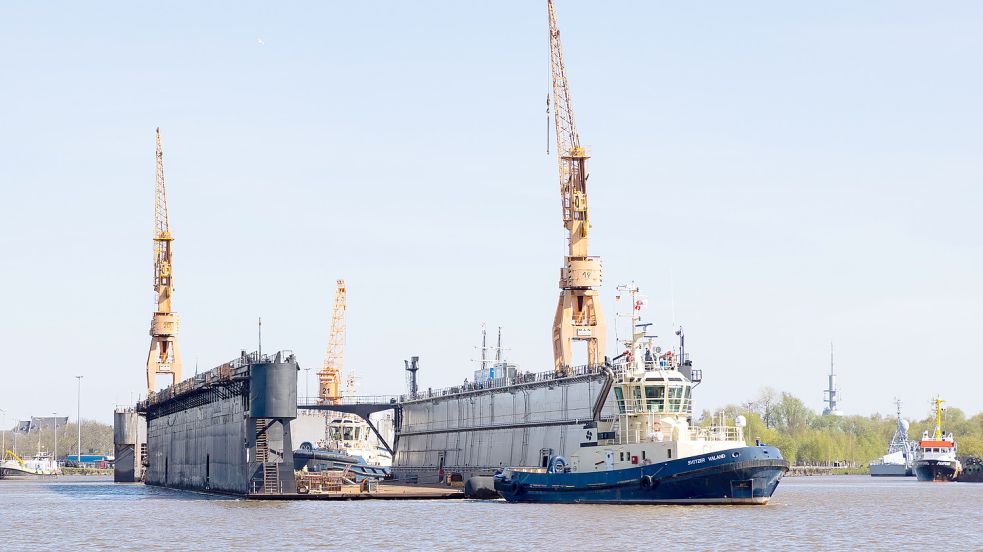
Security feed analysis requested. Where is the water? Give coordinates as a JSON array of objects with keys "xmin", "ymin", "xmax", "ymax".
[{"xmin": 1, "ymin": 476, "xmax": 981, "ymax": 550}]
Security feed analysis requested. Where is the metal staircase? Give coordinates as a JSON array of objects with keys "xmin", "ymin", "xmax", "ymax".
[{"xmin": 254, "ymin": 418, "xmax": 280, "ymax": 494}]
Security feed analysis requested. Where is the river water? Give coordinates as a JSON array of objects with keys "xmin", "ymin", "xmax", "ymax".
[{"xmin": 1, "ymin": 475, "xmax": 981, "ymax": 550}]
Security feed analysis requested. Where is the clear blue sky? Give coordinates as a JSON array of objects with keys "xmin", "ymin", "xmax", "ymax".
[{"xmin": 1, "ymin": 2, "xmax": 981, "ymax": 424}]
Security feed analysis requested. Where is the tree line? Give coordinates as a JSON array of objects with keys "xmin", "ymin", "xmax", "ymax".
[
  {"xmin": 1, "ymin": 419, "xmax": 114, "ymax": 459},
  {"xmin": 699, "ymin": 389, "xmax": 983, "ymax": 465}
]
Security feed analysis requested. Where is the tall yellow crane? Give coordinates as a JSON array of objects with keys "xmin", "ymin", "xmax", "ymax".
[
  {"xmin": 318, "ymin": 280, "xmax": 346, "ymax": 404},
  {"xmin": 146, "ymin": 128, "xmax": 183, "ymax": 393},
  {"xmin": 548, "ymin": 0, "xmax": 606, "ymax": 375}
]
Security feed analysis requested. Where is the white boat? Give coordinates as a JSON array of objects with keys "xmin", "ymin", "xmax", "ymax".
[{"xmin": 1, "ymin": 450, "xmax": 59, "ymax": 479}]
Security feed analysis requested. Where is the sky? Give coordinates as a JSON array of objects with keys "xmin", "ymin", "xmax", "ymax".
[{"xmin": 1, "ymin": 2, "xmax": 981, "ymax": 425}]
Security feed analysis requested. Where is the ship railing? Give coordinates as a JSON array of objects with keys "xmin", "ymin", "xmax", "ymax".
[
  {"xmin": 618, "ymin": 398, "xmax": 693, "ymax": 416},
  {"xmin": 689, "ymin": 425, "xmax": 744, "ymax": 442},
  {"xmin": 398, "ymin": 363, "xmax": 616, "ymax": 402},
  {"xmin": 297, "ymin": 395, "xmax": 399, "ymax": 407},
  {"xmin": 140, "ymin": 350, "xmax": 294, "ymax": 409}
]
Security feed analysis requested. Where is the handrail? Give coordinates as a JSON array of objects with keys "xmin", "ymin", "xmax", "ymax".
[{"xmin": 399, "ymin": 363, "xmax": 620, "ymax": 403}]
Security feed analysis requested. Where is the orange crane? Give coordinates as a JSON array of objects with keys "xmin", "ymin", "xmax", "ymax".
[
  {"xmin": 146, "ymin": 128, "xmax": 183, "ymax": 393},
  {"xmin": 548, "ymin": 0, "xmax": 606, "ymax": 375},
  {"xmin": 318, "ymin": 280, "xmax": 346, "ymax": 404}
]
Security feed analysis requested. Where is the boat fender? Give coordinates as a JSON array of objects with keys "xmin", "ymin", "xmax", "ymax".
[
  {"xmin": 508, "ymin": 481, "xmax": 520, "ymax": 494},
  {"xmin": 640, "ymin": 474, "xmax": 654, "ymax": 488}
]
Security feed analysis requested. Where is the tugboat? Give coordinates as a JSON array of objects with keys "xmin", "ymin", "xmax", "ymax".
[
  {"xmin": 869, "ymin": 400, "xmax": 915, "ymax": 476},
  {"xmin": 912, "ymin": 398, "xmax": 961, "ymax": 482},
  {"xmin": 494, "ymin": 284, "xmax": 788, "ymax": 505},
  {"xmin": 292, "ymin": 415, "xmax": 392, "ymax": 481}
]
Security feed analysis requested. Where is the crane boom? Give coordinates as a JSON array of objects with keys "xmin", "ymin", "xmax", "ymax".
[
  {"xmin": 548, "ymin": 0, "xmax": 606, "ymax": 374},
  {"xmin": 318, "ymin": 280, "xmax": 347, "ymax": 404},
  {"xmin": 153, "ymin": 129, "xmax": 173, "ymax": 313},
  {"xmin": 146, "ymin": 128, "xmax": 182, "ymax": 393}
]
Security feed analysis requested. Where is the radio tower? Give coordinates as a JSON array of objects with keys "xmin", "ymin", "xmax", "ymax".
[
  {"xmin": 548, "ymin": 0, "xmax": 606, "ymax": 375},
  {"xmin": 145, "ymin": 129, "xmax": 183, "ymax": 393},
  {"xmin": 822, "ymin": 342, "xmax": 843, "ymax": 416},
  {"xmin": 318, "ymin": 280, "xmax": 347, "ymax": 404}
]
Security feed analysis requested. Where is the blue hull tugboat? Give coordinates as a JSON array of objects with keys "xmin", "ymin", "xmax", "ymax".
[{"xmin": 495, "ymin": 284, "xmax": 789, "ymax": 505}]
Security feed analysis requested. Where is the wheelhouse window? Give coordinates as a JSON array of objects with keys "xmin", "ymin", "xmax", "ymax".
[
  {"xmin": 631, "ymin": 386, "xmax": 643, "ymax": 412},
  {"xmin": 668, "ymin": 385, "xmax": 684, "ymax": 411},
  {"xmin": 645, "ymin": 385, "xmax": 666, "ymax": 412}
]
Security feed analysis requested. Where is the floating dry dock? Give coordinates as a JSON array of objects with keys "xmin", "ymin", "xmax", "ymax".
[
  {"xmin": 114, "ymin": 349, "xmax": 462, "ymax": 500},
  {"xmin": 117, "ymin": 350, "xmax": 300, "ymax": 496}
]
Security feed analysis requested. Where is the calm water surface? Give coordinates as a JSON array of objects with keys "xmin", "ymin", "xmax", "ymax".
[{"xmin": 2, "ymin": 476, "xmax": 981, "ymax": 550}]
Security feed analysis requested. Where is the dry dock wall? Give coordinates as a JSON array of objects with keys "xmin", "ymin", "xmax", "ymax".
[
  {"xmin": 113, "ymin": 409, "xmax": 147, "ymax": 483},
  {"xmin": 135, "ymin": 352, "xmax": 299, "ymax": 496},
  {"xmin": 145, "ymin": 386, "xmax": 251, "ymax": 493},
  {"xmin": 393, "ymin": 372, "xmax": 614, "ymax": 484}
]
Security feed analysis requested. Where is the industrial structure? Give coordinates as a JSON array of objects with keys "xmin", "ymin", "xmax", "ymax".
[
  {"xmin": 822, "ymin": 342, "xmax": 843, "ymax": 416},
  {"xmin": 548, "ymin": 0, "xmax": 605, "ymax": 375},
  {"xmin": 317, "ymin": 279, "xmax": 346, "ymax": 404},
  {"xmin": 145, "ymin": 129, "xmax": 182, "ymax": 393}
]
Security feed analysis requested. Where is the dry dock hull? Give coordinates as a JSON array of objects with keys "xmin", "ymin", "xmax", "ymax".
[
  {"xmin": 495, "ymin": 446, "xmax": 788, "ymax": 505},
  {"xmin": 393, "ymin": 368, "xmax": 613, "ymax": 485}
]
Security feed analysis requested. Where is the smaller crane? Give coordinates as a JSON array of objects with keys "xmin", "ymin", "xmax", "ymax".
[
  {"xmin": 318, "ymin": 280, "xmax": 347, "ymax": 404},
  {"xmin": 146, "ymin": 128, "xmax": 182, "ymax": 393}
]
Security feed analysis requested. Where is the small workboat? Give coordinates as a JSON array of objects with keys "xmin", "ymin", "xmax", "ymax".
[{"xmin": 1, "ymin": 450, "xmax": 59, "ymax": 479}]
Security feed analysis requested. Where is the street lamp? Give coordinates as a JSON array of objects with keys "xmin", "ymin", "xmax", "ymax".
[
  {"xmin": 0, "ymin": 407, "xmax": 6, "ymax": 459},
  {"xmin": 52, "ymin": 411, "xmax": 58, "ymax": 474},
  {"xmin": 304, "ymin": 366, "xmax": 312, "ymax": 404},
  {"xmin": 75, "ymin": 375, "xmax": 83, "ymax": 467}
]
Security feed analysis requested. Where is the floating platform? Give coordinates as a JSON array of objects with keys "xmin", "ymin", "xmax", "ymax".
[{"xmin": 250, "ymin": 482, "xmax": 465, "ymax": 500}]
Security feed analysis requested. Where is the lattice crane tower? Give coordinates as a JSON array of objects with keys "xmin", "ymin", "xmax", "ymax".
[
  {"xmin": 318, "ymin": 280, "xmax": 347, "ymax": 404},
  {"xmin": 146, "ymin": 128, "xmax": 183, "ymax": 393},
  {"xmin": 548, "ymin": 0, "xmax": 606, "ymax": 375}
]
